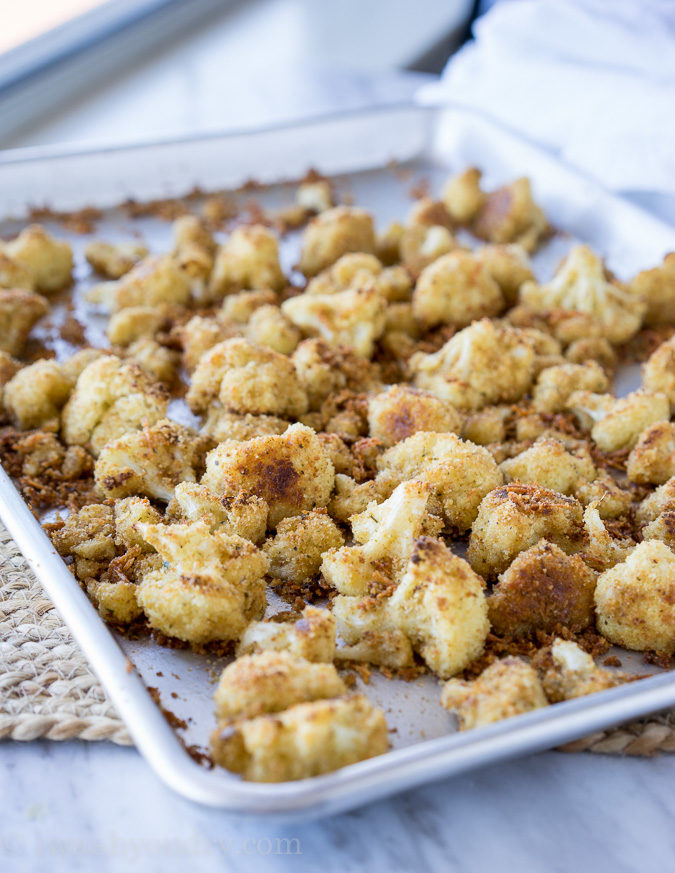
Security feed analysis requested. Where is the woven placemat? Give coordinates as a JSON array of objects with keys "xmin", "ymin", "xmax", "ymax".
[{"xmin": 0, "ymin": 524, "xmax": 673, "ymax": 754}]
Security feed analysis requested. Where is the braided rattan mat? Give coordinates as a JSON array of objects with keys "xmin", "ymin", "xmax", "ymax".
[{"xmin": 0, "ymin": 524, "xmax": 673, "ymax": 754}]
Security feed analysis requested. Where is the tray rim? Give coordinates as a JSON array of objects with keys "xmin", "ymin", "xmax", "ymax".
[{"xmin": 1, "ymin": 101, "xmax": 675, "ymax": 819}]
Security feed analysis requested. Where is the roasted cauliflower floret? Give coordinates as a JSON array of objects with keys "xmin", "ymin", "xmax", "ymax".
[
  {"xmin": 220, "ymin": 289, "xmax": 278, "ymax": 323},
  {"xmin": 291, "ymin": 338, "xmax": 380, "ymax": 410},
  {"xmin": 0, "ymin": 251, "xmax": 35, "ymax": 290},
  {"xmin": 399, "ymin": 224, "xmax": 456, "ymax": 278},
  {"xmin": 298, "ymin": 207, "xmax": 376, "ymax": 277},
  {"xmin": 594, "ymin": 540, "xmax": 675, "ymax": 654},
  {"xmin": 282, "ymin": 286, "xmax": 386, "ymax": 358},
  {"xmin": 306, "ymin": 252, "xmax": 381, "ymax": 295},
  {"xmin": 4, "ymin": 225, "xmax": 73, "ymax": 293},
  {"xmin": 88, "ymin": 255, "xmax": 191, "ymax": 312},
  {"xmin": 574, "ymin": 472, "xmax": 632, "ymax": 519},
  {"xmin": 376, "ymin": 432, "xmax": 503, "ymax": 531},
  {"xmin": 3, "ymin": 359, "xmax": 72, "ymax": 430},
  {"xmin": 94, "ymin": 419, "xmax": 203, "ymax": 501},
  {"xmin": 113, "ymin": 496, "xmax": 163, "ymax": 551},
  {"xmin": 243, "ymin": 304, "xmax": 300, "ymax": 355},
  {"xmin": 202, "ymin": 423, "xmax": 334, "ymax": 528},
  {"xmin": 500, "ymin": 438, "xmax": 597, "ymax": 496},
  {"xmin": 570, "ymin": 389, "xmax": 670, "ymax": 453},
  {"xmin": 61, "ymin": 356, "xmax": 168, "ymax": 456},
  {"xmin": 172, "ymin": 215, "xmax": 215, "ymax": 300},
  {"xmin": 214, "ymin": 651, "xmax": 346, "ymax": 721},
  {"xmin": 474, "ymin": 244, "xmax": 535, "ymax": 306},
  {"xmin": 467, "ymin": 483, "xmax": 585, "ymax": 577},
  {"xmin": 211, "ymin": 692, "xmax": 388, "ymax": 782},
  {"xmin": 389, "ymin": 537, "xmax": 489, "ymax": 678},
  {"xmin": 0, "ymin": 289, "xmax": 49, "ymax": 356},
  {"xmin": 125, "ymin": 337, "xmax": 178, "ymax": 385},
  {"xmin": 209, "ymin": 225, "xmax": 285, "ymax": 299},
  {"xmin": 441, "ymin": 657, "xmax": 548, "ymax": 730},
  {"xmin": 296, "ymin": 178, "xmax": 333, "ymax": 214},
  {"xmin": 520, "ymin": 245, "xmax": 645, "ymax": 344},
  {"xmin": 410, "ymin": 319, "xmax": 536, "ymax": 410},
  {"xmin": 236, "ymin": 605, "xmax": 336, "ymax": 662},
  {"xmin": 137, "ymin": 520, "xmax": 268, "ymax": 644},
  {"xmin": 441, "ymin": 167, "xmax": 485, "ymax": 225},
  {"xmin": 533, "ymin": 362, "xmax": 609, "ymax": 414},
  {"xmin": 171, "ymin": 482, "xmax": 268, "ymax": 543},
  {"xmin": 106, "ymin": 304, "xmax": 174, "ymax": 346},
  {"xmin": 532, "ymin": 639, "xmax": 629, "ymax": 703},
  {"xmin": 564, "ymin": 336, "xmax": 617, "ymax": 373},
  {"xmin": 636, "ymin": 477, "xmax": 675, "ymax": 526},
  {"xmin": 85, "ymin": 240, "xmax": 148, "ymax": 279},
  {"xmin": 582, "ymin": 501, "xmax": 634, "ymax": 572},
  {"xmin": 461, "ymin": 406, "xmax": 507, "ymax": 445},
  {"xmin": 412, "ymin": 251, "xmax": 503, "ymax": 328},
  {"xmin": 630, "ymin": 252, "xmax": 675, "ymax": 326},
  {"xmin": 200, "ymin": 410, "xmax": 288, "ymax": 443},
  {"xmin": 642, "ymin": 511, "xmax": 675, "ymax": 549},
  {"xmin": 321, "ymin": 479, "xmax": 438, "ymax": 596},
  {"xmin": 332, "ymin": 595, "xmax": 414, "ymax": 668},
  {"xmin": 367, "ymin": 385, "xmax": 462, "ymax": 447},
  {"xmin": 52, "ymin": 503, "xmax": 115, "ymax": 564},
  {"xmin": 473, "ymin": 177, "xmax": 548, "ymax": 253},
  {"xmin": 86, "ymin": 576, "xmax": 142, "ymax": 624},
  {"xmin": 262, "ymin": 509, "xmax": 344, "ymax": 582},
  {"xmin": 626, "ymin": 422, "xmax": 675, "ymax": 485},
  {"xmin": 186, "ymin": 338, "xmax": 308, "ymax": 418},
  {"xmin": 488, "ymin": 540, "xmax": 597, "ymax": 637},
  {"xmin": 178, "ymin": 314, "xmax": 240, "ymax": 372},
  {"xmin": 643, "ymin": 335, "xmax": 675, "ymax": 410}
]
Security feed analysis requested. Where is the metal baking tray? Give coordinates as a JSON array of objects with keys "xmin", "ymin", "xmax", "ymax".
[{"xmin": 1, "ymin": 104, "xmax": 674, "ymax": 819}]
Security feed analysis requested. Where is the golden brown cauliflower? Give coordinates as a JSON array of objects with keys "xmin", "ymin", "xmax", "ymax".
[
  {"xmin": 473, "ymin": 177, "xmax": 548, "ymax": 252},
  {"xmin": 564, "ymin": 336, "xmax": 617, "ymax": 373},
  {"xmin": 3, "ymin": 359, "xmax": 72, "ymax": 430},
  {"xmin": 85, "ymin": 240, "xmax": 148, "ymax": 279},
  {"xmin": 211, "ymin": 692, "xmax": 388, "ymax": 782},
  {"xmin": 500, "ymin": 438, "xmax": 596, "ymax": 496},
  {"xmin": 643, "ymin": 335, "xmax": 675, "ymax": 410},
  {"xmin": 94, "ymin": 419, "xmax": 203, "ymax": 501},
  {"xmin": 594, "ymin": 540, "xmax": 675, "ymax": 654},
  {"xmin": 533, "ymin": 361, "xmax": 609, "ymax": 414},
  {"xmin": 467, "ymin": 483, "xmax": 585, "ymax": 577},
  {"xmin": 376, "ymin": 431, "xmax": 503, "ymax": 531},
  {"xmin": 626, "ymin": 422, "xmax": 675, "ymax": 485},
  {"xmin": 0, "ymin": 251, "xmax": 35, "ymax": 290},
  {"xmin": 113, "ymin": 496, "xmax": 163, "ymax": 551},
  {"xmin": 244, "ymin": 304, "xmax": 300, "ymax": 355},
  {"xmin": 214, "ymin": 651, "xmax": 346, "ymax": 721},
  {"xmin": 172, "ymin": 214, "xmax": 216, "ymax": 294},
  {"xmin": 88, "ymin": 255, "xmax": 191, "ymax": 312},
  {"xmin": 532, "ymin": 639, "xmax": 629, "ymax": 703},
  {"xmin": 200, "ymin": 410, "xmax": 288, "ymax": 443},
  {"xmin": 106, "ymin": 304, "xmax": 174, "ymax": 346},
  {"xmin": 4, "ymin": 225, "xmax": 73, "ymax": 293},
  {"xmin": 630, "ymin": 252, "xmax": 675, "ymax": 326},
  {"xmin": 367, "ymin": 385, "xmax": 462, "ymax": 447},
  {"xmin": 262, "ymin": 509, "xmax": 344, "ymax": 582},
  {"xmin": 412, "ymin": 251, "xmax": 503, "ymax": 328},
  {"xmin": 137, "ymin": 520, "xmax": 268, "ymax": 644},
  {"xmin": 52, "ymin": 503, "xmax": 115, "ymax": 565},
  {"xmin": 306, "ymin": 253, "xmax": 411, "ymax": 303},
  {"xmin": 202, "ymin": 423, "xmax": 335, "ymax": 528},
  {"xmin": 291, "ymin": 338, "xmax": 380, "ymax": 410},
  {"xmin": 569, "ymin": 390, "xmax": 670, "ymax": 453},
  {"xmin": 441, "ymin": 657, "xmax": 548, "ymax": 730},
  {"xmin": 389, "ymin": 537, "xmax": 489, "ymax": 678},
  {"xmin": 399, "ymin": 224, "xmax": 456, "ymax": 278},
  {"xmin": 636, "ymin": 477, "xmax": 675, "ymax": 526},
  {"xmin": 409, "ymin": 319, "xmax": 537, "ymax": 410},
  {"xmin": 171, "ymin": 482, "xmax": 268, "ymax": 543},
  {"xmin": 582, "ymin": 502, "xmax": 634, "ymax": 572},
  {"xmin": 282, "ymin": 287, "xmax": 387, "ymax": 358},
  {"xmin": 61, "ymin": 355, "xmax": 168, "ymax": 456},
  {"xmin": 520, "ymin": 245, "xmax": 645, "ymax": 344},
  {"xmin": 209, "ymin": 224, "xmax": 285, "ymax": 297},
  {"xmin": 298, "ymin": 206, "xmax": 376, "ymax": 277},
  {"xmin": 441, "ymin": 167, "xmax": 485, "ymax": 224},
  {"xmin": 296, "ymin": 178, "xmax": 333, "ymax": 214},
  {"xmin": 642, "ymin": 511, "xmax": 675, "ymax": 549},
  {"xmin": 236, "ymin": 605, "xmax": 336, "ymax": 662},
  {"xmin": 332, "ymin": 595, "xmax": 414, "ymax": 668},
  {"xmin": 186, "ymin": 338, "xmax": 308, "ymax": 418},
  {"xmin": 178, "ymin": 314, "xmax": 240, "ymax": 372},
  {"xmin": 474, "ymin": 244, "xmax": 535, "ymax": 306},
  {"xmin": 0, "ymin": 289, "xmax": 49, "ymax": 356},
  {"xmin": 488, "ymin": 540, "xmax": 597, "ymax": 636},
  {"xmin": 220, "ymin": 288, "xmax": 278, "ymax": 323}
]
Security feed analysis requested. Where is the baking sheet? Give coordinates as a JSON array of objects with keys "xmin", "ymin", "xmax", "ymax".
[{"xmin": 1, "ymin": 104, "xmax": 674, "ymax": 817}]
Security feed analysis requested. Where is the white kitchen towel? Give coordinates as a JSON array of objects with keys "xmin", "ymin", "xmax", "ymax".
[{"xmin": 419, "ymin": 0, "xmax": 675, "ymax": 199}]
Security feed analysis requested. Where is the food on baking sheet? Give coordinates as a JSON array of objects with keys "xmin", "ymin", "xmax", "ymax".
[{"xmin": 1, "ymin": 162, "xmax": 672, "ymax": 781}]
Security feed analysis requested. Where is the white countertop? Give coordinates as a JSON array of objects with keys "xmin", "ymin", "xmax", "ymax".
[{"xmin": 2, "ymin": 2, "xmax": 674, "ymax": 869}]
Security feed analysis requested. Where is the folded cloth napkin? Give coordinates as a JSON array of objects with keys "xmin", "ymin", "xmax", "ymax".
[{"xmin": 419, "ymin": 0, "xmax": 675, "ymax": 212}]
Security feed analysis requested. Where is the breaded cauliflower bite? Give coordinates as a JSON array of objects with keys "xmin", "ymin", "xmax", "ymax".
[
  {"xmin": 244, "ymin": 304, "xmax": 300, "ymax": 355},
  {"xmin": 3, "ymin": 359, "xmax": 72, "ymax": 429},
  {"xmin": 137, "ymin": 520, "xmax": 268, "ymax": 644},
  {"xmin": 626, "ymin": 422, "xmax": 675, "ymax": 485},
  {"xmin": 113, "ymin": 496, "xmax": 163, "ymax": 550},
  {"xmin": 0, "ymin": 251, "xmax": 35, "ymax": 290},
  {"xmin": 472, "ymin": 177, "xmax": 549, "ymax": 253},
  {"xmin": 186, "ymin": 337, "xmax": 308, "ymax": 418},
  {"xmin": 500, "ymin": 438, "xmax": 596, "ymax": 496},
  {"xmin": 211, "ymin": 692, "xmax": 388, "ymax": 782},
  {"xmin": 533, "ymin": 639, "xmax": 630, "ymax": 702},
  {"xmin": 85, "ymin": 240, "xmax": 148, "ymax": 279},
  {"xmin": 630, "ymin": 252, "xmax": 675, "ymax": 326},
  {"xmin": 636, "ymin": 477, "xmax": 675, "ymax": 526},
  {"xmin": 467, "ymin": 483, "xmax": 585, "ymax": 577},
  {"xmin": 473, "ymin": 244, "xmax": 535, "ymax": 306},
  {"xmin": 594, "ymin": 540, "xmax": 675, "ymax": 654},
  {"xmin": 376, "ymin": 432, "xmax": 503, "ymax": 531},
  {"xmin": 410, "ymin": 319, "xmax": 536, "ymax": 410},
  {"xmin": 306, "ymin": 253, "xmax": 411, "ymax": 303},
  {"xmin": 4, "ymin": 225, "xmax": 73, "ymax": 293},
  {"xmin": 389, "ymin": 537, "xmax": 489, "ymax": 678},
  {"xmin": 88, "ymin": 255, "xmax": 191, "ymax": 312},
  {"xmin": 202, "ymin": 423, "xmax": 335, "ymax": 528},
  {"xmin": 236, "ymin": 605, "xmax": 336, "ymax": 662},
  {"xmin": 262, "ymin": 509, "xmax": 344, "ymax": 582},
  {"xmin": 520, "ymin": 245, "xmax": 645, "ymax": 344},
  {"xmin": 214, "ymin": 651, "xmax": 346, "ymax": 721},
  {"xmin": 200, "ymin": 410, "xmax": 288, "ymax": 443},
  {"xmin": 643, "ymin": 335, "xmax": 675, "ymax": 410},
  {"xmin": 94, "ymin": 419, "xmax": 204, "ymax": 501},
  {"xmin": 291, "ymin": 338, "xmax": 380, "ymax": 410},
  {"xmin": 441, "ymin": 657, "xmax": 548, "ymax": 730},
  {"xmin": 442, "ymin": 167, "xmax": 485, "ymax": 224},
  {"xmin": 0, "ymin": 289, "xmax": 49, "ymax": 356},
  {"xmin": 332, "ymin": 595, "xmax": 414, "ymax": 668},
  {"xmin": 209, "ymin": 224, "xmax": 285, "ymax": 297},
  {"xmin": 298, "ymin": 206, "xmax": 376, "ymax": 277},
  {"xmin": 576, "ymin": 390, "xmax": 670, "ymax": 453},
  {"xmin": 488, "ymin": 540, "xmax": 597, "ymax": 637},
  {"xmin": 282, "ymin": 286, "xmax": 387, "ymax": 358},
  {"xmin": 367, "ymin": 385, "xmax": 462, "ymax": 447},
  {"xmin": 106, "ymin": 304, "xmax": 174, "ymax": 347},
  {"xmin": 400, "ymin": 224, "xmax": 457, "ymax": 277},
  {"xmin": 533, "ymin": 362, "xmax": 609, "ymax": 413},
  {"xmin": 412, "ymin": 251, "xmax": 504, "ymax": 328},
  {"xmin": 642, "ymin": 511, "xmax": 675, "ymax": 549},
  {"xmin": 171, "ymin": 482, "xmax": 268, "ymax": 543},
  {"xmin": 61, "ymin": 355, "xmax": 168, "ymax": 456}
]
